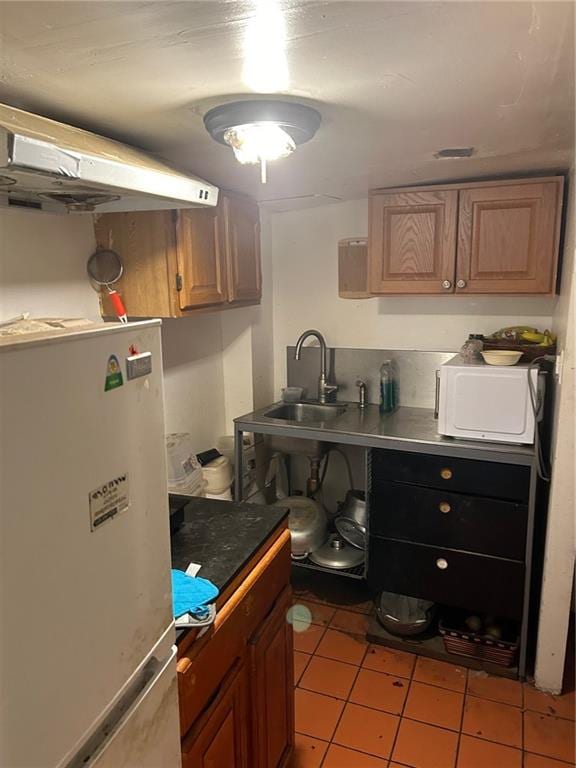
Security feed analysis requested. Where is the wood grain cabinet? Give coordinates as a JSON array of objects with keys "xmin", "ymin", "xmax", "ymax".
[
  {"xmin": 177, "ymin": 529, "xmax": 294, "ymax": 768},
  {"xmin": 369, "ymin": 189, "xmax": 458, "ymax": 294},
  {"xmin": 94, "ymin": 190, "xmax": 261, "ymax": 318},
  {"xmin": 368, "ymin": 176, "xmax": 564, "ymax": 295},
  {"xmin": 249, "ymin": 589, "xmax": 294, "ymax": 768},
  {"xmin": 181, "ymin": 662, "xmax": 249, "ymax": 768}
]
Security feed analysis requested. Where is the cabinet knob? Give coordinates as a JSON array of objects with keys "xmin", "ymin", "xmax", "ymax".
[
  {"xmin": 439, "ymin": 501, "xmax": 451, "ymax": 514},
  {"xmin": 440, "ymin": 467, "xmax": 453, "ymax": 480},
  {"xmin": 436, "ymin": 558, "xmax": 449, "ymax": 570},
  {"xmin": 456, "ymin": 279, "xmax": 467, "ymax": 289},
  {"xmin": 441, "ymin": 280, "xmax": 452, "ymax": 290}
]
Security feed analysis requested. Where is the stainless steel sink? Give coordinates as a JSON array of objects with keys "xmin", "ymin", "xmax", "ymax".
[{"xmin": 264, "ymin": 402, "xmax": 347, "ymax": 422}]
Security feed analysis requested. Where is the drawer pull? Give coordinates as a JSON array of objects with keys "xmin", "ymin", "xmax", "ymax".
[
  {"xmin": 439, "ymin": 502, "xmax": 451, "ymax": 514},
  {"xmin": 436, "ymin": 558, "xmax": 448, "ymax": 570},
  {"xmin": 440, "ymin": 468, "xmax": 453, "ymax": 480}
]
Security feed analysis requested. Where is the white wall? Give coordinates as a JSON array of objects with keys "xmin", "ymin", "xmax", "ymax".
[
  {"xmin": 0, "ymin": 209, "xmax": 265, "ymax": 455},
  {"xmin": 269, "ymin": 199, "xmax": 557, "ymax": 396},
  {"xmin": 535, "ymin": 172, "xmax": 576, "ymax": 693},
  {"xmin": 0, "ymin": 209, "xmax": 99, "ymax": 320}
]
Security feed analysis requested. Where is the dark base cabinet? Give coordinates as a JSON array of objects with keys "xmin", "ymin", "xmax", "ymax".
[
  {"xmin": 368, "ymin": 538, "xmax": 524, "ymax": 619},
  {"xmin": 367, "ymin": 448, "xmax": 535, "ymax": 677}
]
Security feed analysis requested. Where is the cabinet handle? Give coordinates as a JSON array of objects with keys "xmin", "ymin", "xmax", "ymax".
[
  {"xmin": 441, "ymin": 280, "xmax": 452, "ymax": 290},
  {"xmin": 439, "ymin": 501, "xmax": 451, "ymax": 514},
  {"xmin": 440, "ymin": 467, "xmax": 453, "ymax": 480},
  {"xmin": 436, "ymin": 558, "xmax": 448, "ymax": 570},
  {"xmin": 456, "ymin": 279, "xmax": 467, "ymax": 289}
]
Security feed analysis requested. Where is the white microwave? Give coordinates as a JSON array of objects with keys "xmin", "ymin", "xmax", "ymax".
[{"xmin": 437, "ymin": 355, "xmax": 541, "ymax": 444}]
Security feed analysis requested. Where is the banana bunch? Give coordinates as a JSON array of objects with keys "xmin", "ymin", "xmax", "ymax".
[{"xmin": 488, "ymin": 326, "xmax": 556, "ymax": 346}]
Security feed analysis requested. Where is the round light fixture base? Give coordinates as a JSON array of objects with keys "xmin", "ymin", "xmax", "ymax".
[{"xmin": 204, "ymin": 100, "xmax": 321, "ymax": 146}]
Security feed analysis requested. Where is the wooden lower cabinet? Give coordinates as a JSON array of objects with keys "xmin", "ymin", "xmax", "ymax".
[
  {"xmin": 181, "ymin": 662, "xmax": 249, "ymax": 768},
  {"xmin": 177, "ymin": 528, "xmax": 293, "ymax": 768},
  {"xmin": 249, "ymin": 589, "xmax": 294, "ymax": 768}
]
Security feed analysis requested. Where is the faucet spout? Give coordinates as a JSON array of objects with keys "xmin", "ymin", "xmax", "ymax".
[{"xmin": 293, "ymin": 329, "xmax": 337, "ymax": 404}]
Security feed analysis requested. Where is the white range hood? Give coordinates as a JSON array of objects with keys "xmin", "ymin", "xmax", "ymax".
[{"xmin": 0, "ymin": 103, "xmax": 218, "ymax": 213}]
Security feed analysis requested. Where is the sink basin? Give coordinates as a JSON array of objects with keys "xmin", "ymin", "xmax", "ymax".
[{"xmin": 264, "ymin": 402, "xmax": 347, "ymax": 423}]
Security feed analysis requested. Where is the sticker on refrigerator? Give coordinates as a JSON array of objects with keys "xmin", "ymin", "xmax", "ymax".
[
  {"xmin": 89, "ymin": 474, "xmax": 130, "ymax": 530},
  {"xmin": 104, "ymin": 354, "xmax": 123, "ymax": 391}
]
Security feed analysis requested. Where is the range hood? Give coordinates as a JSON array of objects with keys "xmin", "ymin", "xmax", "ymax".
[{"xmin": 0, "ymin": 103, "xmax": 218, "ymax": 213}]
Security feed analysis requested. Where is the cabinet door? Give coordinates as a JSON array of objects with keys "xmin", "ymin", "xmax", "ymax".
[
  {"xmin": 456, "ymin": 180, "xmax": 563, "ymax": 294},
  {"xmin": 94, "ymin": 211, "xmax": 178, "ymax": 318},
  {"xmin": 224, "ymin": 194, "xmax": 261, "ymax": 303},
  {"xmin": 176, "ymin": 207, "xmax": 228, "ymax": 309},
  {"xmin": 369, "ymin": 190, "xmax": 458, "ymax": 294},
  {"xmin": 181, "ymin": 661, "xmax": 248, "ymax": 768},
  {"xmin": 249, "ymin": 588, "xmax": 294, "ymax": 768}
]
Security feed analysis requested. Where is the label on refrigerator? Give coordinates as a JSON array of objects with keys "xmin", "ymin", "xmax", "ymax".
[{"xmin": 89, "ymin": 473, "xmax": 130, "ymax": 530}]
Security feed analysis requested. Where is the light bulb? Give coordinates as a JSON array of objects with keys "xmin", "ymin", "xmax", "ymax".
[{"xmin": 223, "ymin": 123, "xmax": 295, "ymax": 164}]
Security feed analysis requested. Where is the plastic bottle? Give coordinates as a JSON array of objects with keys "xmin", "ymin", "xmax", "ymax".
[{"xmin": 380, "ymin": 360, "xmax": 397, "ymax": 413}]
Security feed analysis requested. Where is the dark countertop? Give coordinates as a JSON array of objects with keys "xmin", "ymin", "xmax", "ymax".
[
  {"xmin": 235, "ymin": 403, "xmax": 535, "ymax": 465},
  {"xmin": 170, "ymin": 496, "xmax": 289, "ymax": 642}
]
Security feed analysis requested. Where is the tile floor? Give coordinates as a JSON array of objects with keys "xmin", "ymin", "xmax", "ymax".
[{"xmin": 290, "ymin": 597, "xmax": 576, "ymax": 768}]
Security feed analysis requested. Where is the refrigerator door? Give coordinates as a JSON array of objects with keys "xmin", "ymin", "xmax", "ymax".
[
  {"xmin": 67, "ymin": 645, "xmax": 181, "ymax": 768},
  {"xmin": 0, "ymin": 322, "xmax": 178, "ymax": 767}
]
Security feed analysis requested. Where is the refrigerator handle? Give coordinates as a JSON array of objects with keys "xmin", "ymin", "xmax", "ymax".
[
  {"xmin": 434, "ymin": 369, "xmax": 440, "ymax": 419},
  {"xmin": 65, "ymin": 646, "xmax": 177, "ymax": 768}
]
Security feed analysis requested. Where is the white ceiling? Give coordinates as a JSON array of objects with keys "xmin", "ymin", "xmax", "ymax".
[{"xmin": 0, "ymin": 1, "xmax": 573, "ymax": 208}]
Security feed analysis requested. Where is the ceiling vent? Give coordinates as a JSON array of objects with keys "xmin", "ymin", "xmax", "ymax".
[{"xmin": 435, "ymin": 147, "xmax": 475, "ymax": 159}]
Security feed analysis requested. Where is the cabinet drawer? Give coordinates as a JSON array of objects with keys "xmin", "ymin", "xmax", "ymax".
[
  {"xmin": 370, "ymin": 449, "xmax": 530, "ymax": 502},
  {"xmin": 370, "ymin": 482, "xmax": 527, "ymax": 560},
  {"xmin": 367, "ymin": 537, "xmax": 524, "ymax": 619}
]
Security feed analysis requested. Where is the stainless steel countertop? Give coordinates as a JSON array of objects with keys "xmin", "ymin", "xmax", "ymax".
[{"xmin": 235, "ymin": 403, "xmax": 535, "ymax": 465}]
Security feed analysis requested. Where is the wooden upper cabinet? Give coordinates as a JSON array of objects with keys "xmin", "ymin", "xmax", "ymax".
[
  {"xmin": 224, "ymin": 193, "xmax": 262, "ymax": 303},
  {"xmin": 176, "ymin": 207, "xmax": 227, "ymax": 309},
  {"xmin": 369, "ymin": 190, "xmax": 458, "ymax": 294},
  {"xmin": 248, "ymin": 588, "xmax": 294, "ymax": 768},
  {"xmin": 367, "ymin": 176, "xmax": 564, "ymax": 296},
  {"xmin": 456, "ymin": 180, "xmax": 563, "ymax": 294},
  {"xmin": 93, "ymin": 191, "xmax": 261, "ymax": 318}
]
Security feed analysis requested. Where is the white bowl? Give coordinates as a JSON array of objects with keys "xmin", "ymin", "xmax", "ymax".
[{"xmin": 481, "ymin": 350, "xmax": 523, "ymax": 366}]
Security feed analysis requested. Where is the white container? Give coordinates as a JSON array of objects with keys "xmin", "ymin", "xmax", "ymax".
[
  {"xmin": 437, "ymin": 355, "xmax": 540, "ymax": 444},
  {"xmin": 166, "ymin": 433, "xmax": 204, "ymax": 495},
  {"xmin": 205, "ymin": 487, "xmax": 233, "ymax": 501},
  {"xmin": 202, "ymin": 455, "xmax": 233, "ymax": 495}
]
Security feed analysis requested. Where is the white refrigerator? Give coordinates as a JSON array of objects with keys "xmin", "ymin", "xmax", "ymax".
[{"xmin": 0, "ymin": 320, "xmax": 182, "ymax": 768}]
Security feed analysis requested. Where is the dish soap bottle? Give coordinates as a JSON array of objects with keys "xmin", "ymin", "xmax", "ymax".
[{"xmin": 380, "ymin": 360, "xmax": 397, "ymax": 413}]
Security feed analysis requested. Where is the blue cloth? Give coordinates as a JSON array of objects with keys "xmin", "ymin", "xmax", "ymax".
[{"xmin": 171, "ymin": 569, "xmax": 219, "ymax": 620}]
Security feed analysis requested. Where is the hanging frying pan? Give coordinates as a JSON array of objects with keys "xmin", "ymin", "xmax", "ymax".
[{"xmin": 87, "ymin": 249, "xmax": 127, "ymax": 323}]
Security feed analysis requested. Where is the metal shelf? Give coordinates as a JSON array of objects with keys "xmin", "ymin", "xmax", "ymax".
[{"xmin": 291, "ymin": 556, "xmax": 365, "ymax": 580}]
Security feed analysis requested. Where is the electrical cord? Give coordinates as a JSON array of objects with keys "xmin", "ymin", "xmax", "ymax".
[{"xmin": 527, "ymin": 355, "xmax": 555, "ymax": 482}]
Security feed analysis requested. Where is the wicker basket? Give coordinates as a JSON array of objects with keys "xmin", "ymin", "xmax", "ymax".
[{"xmin": 439, "ymin": 613, "xmax": 519, "ymax": 668}]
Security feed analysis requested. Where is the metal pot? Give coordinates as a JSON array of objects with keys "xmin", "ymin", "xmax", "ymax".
[
  {"xmin": 276, "ymin": 496, "xmax": 327, "ymax": 559},
  {"xmin": 376, "ymin": 591, "xmax": 437, "ymax": 637},
  {"xmin": 335, "ymin": 490, "xmax": 367, "ymax": 549}
]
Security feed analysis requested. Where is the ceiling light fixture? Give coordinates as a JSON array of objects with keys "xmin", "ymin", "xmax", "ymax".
[{"xmin": 204, "ymin": 100, "xmax": 321, "ymax": 184}]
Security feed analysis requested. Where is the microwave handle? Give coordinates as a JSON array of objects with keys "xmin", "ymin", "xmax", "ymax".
[{"xmin": 434, "ymin": 370, "xmax": 440, "ymax": 419}]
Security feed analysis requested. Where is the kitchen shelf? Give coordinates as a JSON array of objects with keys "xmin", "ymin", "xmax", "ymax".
[
  {"xmin": 366, "ymin": 616, "xmax": 519, "ymax": 680},
  {"xmin": 291, "ymin": 556, "xmax": 366, "ymax": 580}
]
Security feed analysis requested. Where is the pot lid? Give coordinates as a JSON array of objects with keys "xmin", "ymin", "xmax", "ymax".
[{"xmin": 309, "ymin": 534, "xmax": 365, "ymax": 570}]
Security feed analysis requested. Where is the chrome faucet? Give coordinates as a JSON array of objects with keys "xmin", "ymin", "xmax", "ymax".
[{"xmin": 294, "ymin": 329, "xmax": 338, "ymax": 404}]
